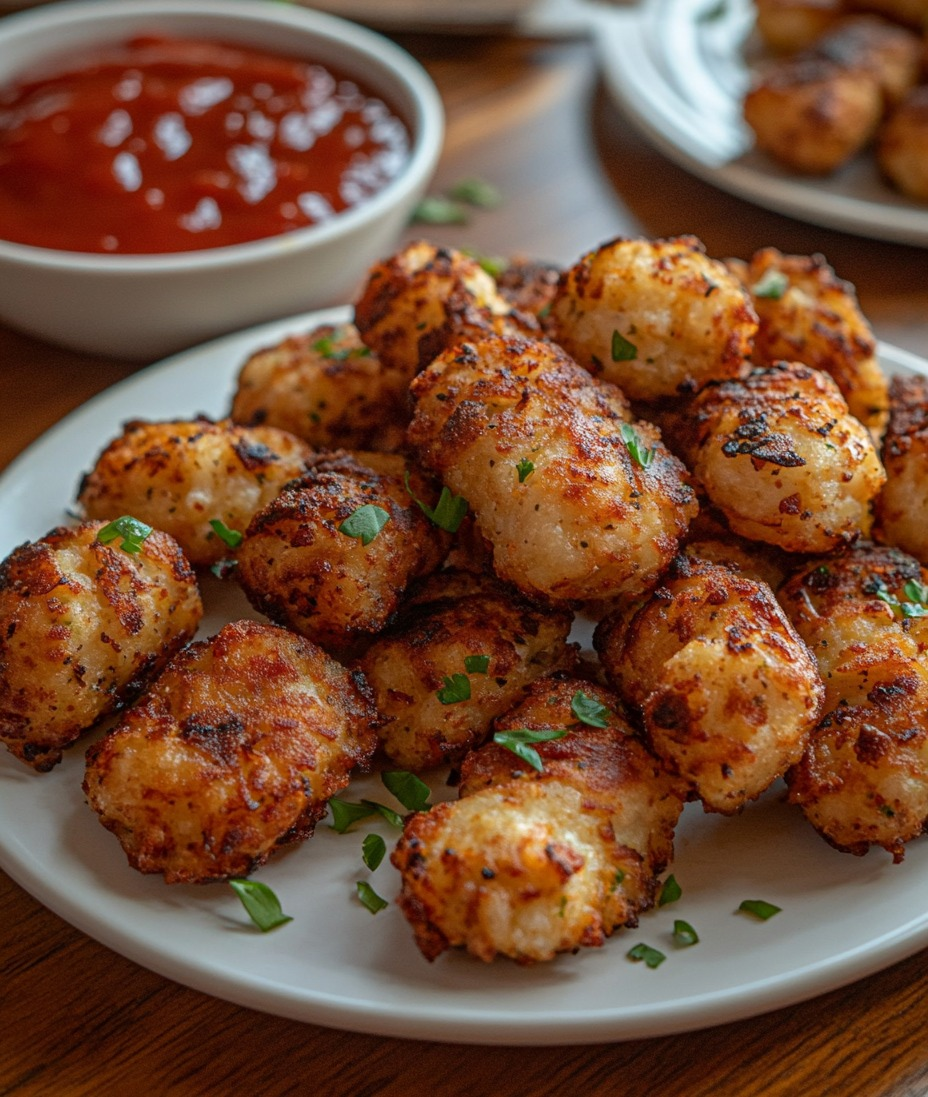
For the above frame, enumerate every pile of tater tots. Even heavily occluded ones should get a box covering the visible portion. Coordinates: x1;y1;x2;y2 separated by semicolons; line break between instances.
2;233;927;965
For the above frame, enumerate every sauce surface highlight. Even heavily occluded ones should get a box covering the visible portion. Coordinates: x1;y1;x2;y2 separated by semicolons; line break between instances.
0;35;411;254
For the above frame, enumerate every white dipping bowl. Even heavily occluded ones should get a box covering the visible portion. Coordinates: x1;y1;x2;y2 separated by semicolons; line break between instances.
0;0;444;359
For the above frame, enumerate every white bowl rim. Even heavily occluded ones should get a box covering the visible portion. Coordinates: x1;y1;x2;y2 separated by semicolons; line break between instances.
0;0;444;273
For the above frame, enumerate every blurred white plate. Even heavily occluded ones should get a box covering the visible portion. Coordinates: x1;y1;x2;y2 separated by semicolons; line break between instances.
1;309;928;1045
594;0;928;245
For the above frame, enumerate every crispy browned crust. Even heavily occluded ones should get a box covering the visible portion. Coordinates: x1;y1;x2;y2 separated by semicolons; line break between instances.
77;417;313;566
83;619;379;883
0;521;202;771
235;450;450;655
392;676;685;963
357;568;576;771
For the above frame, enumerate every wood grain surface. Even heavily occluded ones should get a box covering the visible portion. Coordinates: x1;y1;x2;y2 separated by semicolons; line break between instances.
2;28;927;1097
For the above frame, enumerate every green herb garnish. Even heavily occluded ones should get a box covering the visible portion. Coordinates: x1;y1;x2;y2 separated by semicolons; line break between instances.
228;878;293;932
404;471;469;533
673;919;699;947
620;422;656;470
338;503;390;546
516;457;535;483
209;518;243;549
627;942;666;968
411;196;469;225
381;770;431;812
464;654;490;675
356;880;388;914
611;330;638;362
361;833;387;872
738;899;781;920
97;515;153;555
437;673;471;705
448;177;503;208
328;797;403;833
751;269;789;300
570;690;612;728
492;727;569;772
874;578;928;619
658;874;682;907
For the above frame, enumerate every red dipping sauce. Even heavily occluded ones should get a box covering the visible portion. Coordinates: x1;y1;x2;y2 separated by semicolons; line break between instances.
0;35;411;254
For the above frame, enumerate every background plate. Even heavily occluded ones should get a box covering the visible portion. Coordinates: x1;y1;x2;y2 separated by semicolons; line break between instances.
2;310;928;1045
594;0;928;246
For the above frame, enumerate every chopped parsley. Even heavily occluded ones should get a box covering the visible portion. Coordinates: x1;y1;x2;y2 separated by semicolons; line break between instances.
658;875;682;907
404;471;468;533
627;942;666;968
228;878;293;932
209;518;243;549
338;503;390;546
381;769;431;812
492;727;569;772
96;515;153;555
673;919;699;947
620;422;656;469
738;899;782;921
751;269;789;300
356;880;388;914
437;672;471;705
611;330;638;362
361;833;387;872
570;690;612;728
516;457;535;483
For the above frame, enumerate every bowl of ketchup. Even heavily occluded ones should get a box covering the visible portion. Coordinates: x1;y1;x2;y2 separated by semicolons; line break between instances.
0;0;444;358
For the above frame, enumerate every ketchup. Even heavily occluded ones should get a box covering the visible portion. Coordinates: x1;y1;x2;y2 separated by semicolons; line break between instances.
0;36;411;254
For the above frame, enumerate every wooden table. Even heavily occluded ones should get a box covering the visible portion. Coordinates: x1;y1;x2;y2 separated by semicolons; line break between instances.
3;29;928;1097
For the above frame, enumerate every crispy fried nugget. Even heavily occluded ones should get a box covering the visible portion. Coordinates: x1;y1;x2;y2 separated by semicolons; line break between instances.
878;85;928;202
407;333;697;603
681;362;885;554
353;241;539;380
77;417;312;566
0;521;202;771
549;235;757;401
357;569;576;771
83;619;379;883
229;323;410;453
875;374;928;564
392;678;685;963
235;451;450;654
596;556;824;813
732;247;889;435
780;544;928;860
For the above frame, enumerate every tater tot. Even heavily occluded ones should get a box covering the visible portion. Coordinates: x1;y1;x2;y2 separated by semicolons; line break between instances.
357;568;576;771
877;85;928;202
549;235;757;401
778;542;928;712
407;334;698;604
752;0;845;53
682;362;885;554
743;53;883;173
780;545;928;860
235;451;450;654
875;374;928;564
83;619;379;883
77;417;313;567
229;323;410;453
392;677;685;963
595;556;824;813
0;521;202;771
732;247;889;435
353;241;538;380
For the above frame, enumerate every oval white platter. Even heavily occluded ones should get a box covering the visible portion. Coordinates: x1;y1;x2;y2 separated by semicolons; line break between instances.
593;0;928;246
1;309;928;1045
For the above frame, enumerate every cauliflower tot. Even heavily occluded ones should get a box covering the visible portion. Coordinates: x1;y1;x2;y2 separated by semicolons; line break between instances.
549;235;757;401
392;678;685;963
353;241;538;380
357;568;576;771
683;362;885;553
0;521;202;771
83;620;379;883
875;374;928;564
229;323;410;453
733;247;888;436
595;556;825;813
77;417;313;567
407;334;697;603
235;451;450;654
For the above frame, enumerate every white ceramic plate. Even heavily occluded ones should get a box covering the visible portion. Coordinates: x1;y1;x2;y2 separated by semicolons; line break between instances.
593;0;928;246
2;309;928;1046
